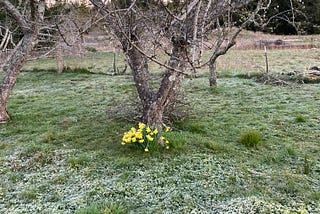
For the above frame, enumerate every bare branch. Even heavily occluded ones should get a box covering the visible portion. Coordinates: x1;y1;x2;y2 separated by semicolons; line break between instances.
191;0;202;65
0;0;30;33
113;11;192;76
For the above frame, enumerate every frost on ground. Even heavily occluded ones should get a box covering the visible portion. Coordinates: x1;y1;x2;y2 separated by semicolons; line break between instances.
1;151;319;213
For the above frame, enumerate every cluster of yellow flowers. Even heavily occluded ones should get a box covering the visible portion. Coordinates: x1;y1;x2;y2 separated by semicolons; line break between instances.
121;122;170;152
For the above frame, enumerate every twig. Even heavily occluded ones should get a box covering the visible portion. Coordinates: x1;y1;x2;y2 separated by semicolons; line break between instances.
55;24;72;46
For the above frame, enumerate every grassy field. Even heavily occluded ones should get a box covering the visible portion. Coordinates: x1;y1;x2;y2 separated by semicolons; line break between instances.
0;49;319;213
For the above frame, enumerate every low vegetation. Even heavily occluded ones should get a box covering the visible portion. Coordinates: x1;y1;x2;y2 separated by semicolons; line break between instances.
0;49;319;213
239;130;262;148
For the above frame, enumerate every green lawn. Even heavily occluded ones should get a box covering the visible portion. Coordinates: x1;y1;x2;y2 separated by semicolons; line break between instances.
0;51;319;213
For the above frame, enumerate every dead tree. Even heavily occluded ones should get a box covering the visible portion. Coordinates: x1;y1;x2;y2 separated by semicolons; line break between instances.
0;0;45;123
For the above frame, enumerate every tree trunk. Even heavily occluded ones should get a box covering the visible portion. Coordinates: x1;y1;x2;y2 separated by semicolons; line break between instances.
0;0;43;123
56;41;63;73
209;58;217;87
123;36;187;127
89;0;188;128
142;37;188;126
0;96;9;123
121;34;152;114
143;102;164;127
0;33;37;123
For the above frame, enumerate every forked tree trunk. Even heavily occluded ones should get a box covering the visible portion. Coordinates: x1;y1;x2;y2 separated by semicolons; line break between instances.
89;0;188;128
0;33;38;122
123;35;187;127
143;102;164;127
142;38;188;126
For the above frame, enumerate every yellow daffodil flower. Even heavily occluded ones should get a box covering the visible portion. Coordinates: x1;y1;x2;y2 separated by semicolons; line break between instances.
146;134;153;141
124;137;131;143
165;127;170;132
139;139;144;143
138;122;145;129
166;146;169;149
135;131;143;139
144;147;149;152
146;127;151;133
165;140;169;144
153;128;158;134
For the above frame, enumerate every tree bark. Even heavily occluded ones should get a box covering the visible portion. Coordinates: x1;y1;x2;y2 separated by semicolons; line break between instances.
0;96;9;123
142;37;188;126
56;41;64;73
0;0;41;123
121;33;187;127
120;34;152;114
0;33;38;122
209;58;217;87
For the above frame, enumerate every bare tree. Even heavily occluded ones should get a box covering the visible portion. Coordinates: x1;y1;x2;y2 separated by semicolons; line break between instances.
89;0;270;134
188;0;271;86
0;0;44;123
89;0;194;130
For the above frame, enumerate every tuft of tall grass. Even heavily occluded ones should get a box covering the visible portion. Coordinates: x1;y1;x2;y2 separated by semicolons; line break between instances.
239;130;262;148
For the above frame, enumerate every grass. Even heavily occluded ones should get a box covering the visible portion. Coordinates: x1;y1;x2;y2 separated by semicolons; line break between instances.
0;49;319;213
239;129;262;148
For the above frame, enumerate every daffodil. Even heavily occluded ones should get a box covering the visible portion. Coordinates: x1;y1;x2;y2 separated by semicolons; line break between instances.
138;122;145;129
135;131;143;139
121;122;170;152
126;131;133;138
146;127;151;133
146;134;153;141
124;136;131;143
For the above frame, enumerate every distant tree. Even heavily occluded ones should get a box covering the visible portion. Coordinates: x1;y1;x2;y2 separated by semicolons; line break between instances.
0;0;45;123
300;0;320;34
255;0;320;35
267;0;300;34
203;0;268;86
